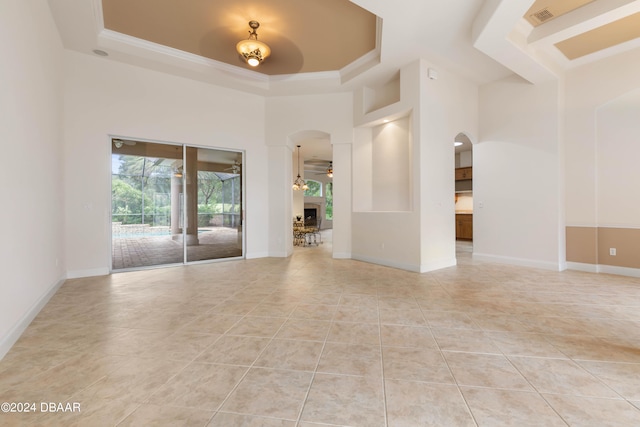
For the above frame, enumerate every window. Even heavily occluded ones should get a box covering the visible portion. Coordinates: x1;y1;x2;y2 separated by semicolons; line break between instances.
325;182;333;220
304;179;322;197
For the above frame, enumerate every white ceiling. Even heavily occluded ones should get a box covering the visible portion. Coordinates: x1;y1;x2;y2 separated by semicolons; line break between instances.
48;0;640;160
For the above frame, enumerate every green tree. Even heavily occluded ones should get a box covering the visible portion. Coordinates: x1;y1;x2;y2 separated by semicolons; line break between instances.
325;182;333;220
198;171;222;205
304;180;322;197
112;179;144;224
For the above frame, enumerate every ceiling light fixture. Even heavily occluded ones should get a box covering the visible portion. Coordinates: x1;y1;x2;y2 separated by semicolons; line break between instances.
454;141;463;147
236;21;271;67
292;145;308;191
326;162;333;178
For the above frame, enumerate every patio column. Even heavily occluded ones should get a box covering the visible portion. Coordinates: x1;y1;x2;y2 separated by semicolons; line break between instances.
170;166;182;239
184;146;199;246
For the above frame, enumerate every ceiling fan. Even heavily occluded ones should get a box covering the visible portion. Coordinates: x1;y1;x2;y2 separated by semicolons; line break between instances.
306;160;333;177
224;160;241;174
112;138;136;148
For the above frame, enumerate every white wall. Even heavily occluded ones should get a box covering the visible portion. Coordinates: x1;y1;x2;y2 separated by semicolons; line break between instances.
372;117;411;211
63;51;268;277
352;62;421;270
0;0;65;358
565;47;640;228
476;75;564;270
351;60;477;272
418;60;478;272
597;89;640;227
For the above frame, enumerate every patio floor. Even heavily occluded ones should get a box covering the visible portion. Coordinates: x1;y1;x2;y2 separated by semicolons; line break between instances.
112;227;243;270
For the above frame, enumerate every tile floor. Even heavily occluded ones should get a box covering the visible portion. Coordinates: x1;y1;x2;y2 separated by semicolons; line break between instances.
2;234;640;426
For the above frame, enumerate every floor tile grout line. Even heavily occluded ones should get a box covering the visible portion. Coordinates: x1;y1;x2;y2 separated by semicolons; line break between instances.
428;317;480;426
377;290;389;427
208;291;315;422
294;289;341;426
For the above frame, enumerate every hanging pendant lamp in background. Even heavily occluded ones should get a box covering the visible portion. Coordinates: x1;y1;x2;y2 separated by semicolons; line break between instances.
326;162;333;178
292;145;308;191
236;21;271;67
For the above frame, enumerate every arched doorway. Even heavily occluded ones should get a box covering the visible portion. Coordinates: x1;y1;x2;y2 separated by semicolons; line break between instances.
454;132;474;257
288;131;333;248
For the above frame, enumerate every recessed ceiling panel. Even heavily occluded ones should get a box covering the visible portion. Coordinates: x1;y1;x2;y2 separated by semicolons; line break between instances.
102;0;377;75
554;12;640;60
524;0;596;26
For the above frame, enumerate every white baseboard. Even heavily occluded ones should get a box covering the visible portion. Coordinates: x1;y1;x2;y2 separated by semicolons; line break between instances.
332;252;351;259
266;251;289;258
351;254;421;272
420;257;457;273
566;262;599;273
246;251;270;259
472;253;563;271
566;262;640;278
597;264;640;278
66;267;109;279
0;275;66;360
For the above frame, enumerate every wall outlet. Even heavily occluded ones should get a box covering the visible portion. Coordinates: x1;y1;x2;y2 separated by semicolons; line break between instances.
610;248;616;256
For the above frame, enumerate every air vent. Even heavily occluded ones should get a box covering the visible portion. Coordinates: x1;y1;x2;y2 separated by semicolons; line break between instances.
531;8;554;24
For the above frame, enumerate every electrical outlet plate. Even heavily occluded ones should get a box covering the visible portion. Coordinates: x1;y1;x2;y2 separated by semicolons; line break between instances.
610;248;616;256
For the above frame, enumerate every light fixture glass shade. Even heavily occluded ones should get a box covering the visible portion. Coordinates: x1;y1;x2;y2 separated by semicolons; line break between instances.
236;21;270;67
454;141;463;146
293;175;307;191
292;145;307;191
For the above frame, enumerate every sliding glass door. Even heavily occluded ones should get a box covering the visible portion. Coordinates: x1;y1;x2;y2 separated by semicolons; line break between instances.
111;139;243;270
185;146;243;262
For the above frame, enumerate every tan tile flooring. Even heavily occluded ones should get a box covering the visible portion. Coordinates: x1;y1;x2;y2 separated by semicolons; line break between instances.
2;234;640;426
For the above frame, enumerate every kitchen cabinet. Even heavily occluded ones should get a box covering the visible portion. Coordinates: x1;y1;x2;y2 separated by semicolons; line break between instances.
455;167;472;181
456;214;473;240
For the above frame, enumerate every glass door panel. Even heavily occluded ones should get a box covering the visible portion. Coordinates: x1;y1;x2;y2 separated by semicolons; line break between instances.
186;147;243;262
111;140;184;270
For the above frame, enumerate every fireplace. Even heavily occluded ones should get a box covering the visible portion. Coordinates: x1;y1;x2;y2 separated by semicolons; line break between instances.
304;204;320;227
304;208;316;221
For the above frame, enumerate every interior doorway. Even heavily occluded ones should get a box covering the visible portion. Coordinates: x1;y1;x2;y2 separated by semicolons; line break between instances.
291;136;333;249
454;132;473;253
110;138;243;270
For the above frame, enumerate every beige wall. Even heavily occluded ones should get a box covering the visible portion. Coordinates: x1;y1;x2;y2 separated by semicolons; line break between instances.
566;226;597;264
567;226;640;269
598;228;640;269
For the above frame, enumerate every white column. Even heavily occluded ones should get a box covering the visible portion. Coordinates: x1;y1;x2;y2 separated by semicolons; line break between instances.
332;141;352;258
267;145;294;257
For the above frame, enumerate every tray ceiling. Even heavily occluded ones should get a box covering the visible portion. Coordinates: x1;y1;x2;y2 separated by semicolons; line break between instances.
102;0;377;76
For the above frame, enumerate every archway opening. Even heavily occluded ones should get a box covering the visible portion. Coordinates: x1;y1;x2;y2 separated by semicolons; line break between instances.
454;132;474;257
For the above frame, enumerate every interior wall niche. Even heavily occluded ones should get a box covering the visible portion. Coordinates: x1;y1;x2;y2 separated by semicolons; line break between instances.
363;73;401;113
372;116;411;211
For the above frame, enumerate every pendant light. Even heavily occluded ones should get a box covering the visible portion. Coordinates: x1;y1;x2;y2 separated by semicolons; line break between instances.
292;145;308;191
326;162;333;178
236;21;271;67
